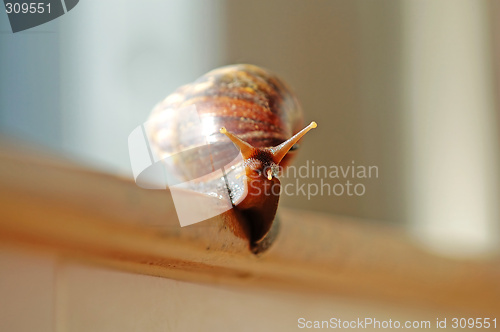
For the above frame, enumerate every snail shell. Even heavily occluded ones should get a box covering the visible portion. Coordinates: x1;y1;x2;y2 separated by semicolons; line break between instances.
148;64;316;245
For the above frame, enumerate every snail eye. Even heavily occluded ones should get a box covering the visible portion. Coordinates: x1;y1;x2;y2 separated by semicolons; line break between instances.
289;144;300;151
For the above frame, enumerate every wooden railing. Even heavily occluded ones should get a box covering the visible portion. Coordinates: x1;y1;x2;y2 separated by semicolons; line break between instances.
0;140;498;316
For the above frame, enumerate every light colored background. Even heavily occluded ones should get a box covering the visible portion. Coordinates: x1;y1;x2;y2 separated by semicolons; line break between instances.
1;0;499;257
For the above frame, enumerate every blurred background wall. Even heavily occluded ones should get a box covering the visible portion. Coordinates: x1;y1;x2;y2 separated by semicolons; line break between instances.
1;0;499;257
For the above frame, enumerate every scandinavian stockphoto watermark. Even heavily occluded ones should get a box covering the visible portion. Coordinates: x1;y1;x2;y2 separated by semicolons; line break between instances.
128;104;378;227
248;160;378;201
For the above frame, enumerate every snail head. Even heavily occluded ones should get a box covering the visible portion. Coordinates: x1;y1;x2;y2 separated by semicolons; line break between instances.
220;121;317;180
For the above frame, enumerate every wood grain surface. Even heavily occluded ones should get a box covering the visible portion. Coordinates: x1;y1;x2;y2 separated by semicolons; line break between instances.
0;140;498;316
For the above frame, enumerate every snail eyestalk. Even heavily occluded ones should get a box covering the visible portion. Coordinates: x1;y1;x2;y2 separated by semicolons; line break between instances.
270;121;317;164
220;127;255;160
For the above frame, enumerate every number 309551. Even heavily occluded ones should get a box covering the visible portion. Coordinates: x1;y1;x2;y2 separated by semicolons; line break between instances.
5;3;51;14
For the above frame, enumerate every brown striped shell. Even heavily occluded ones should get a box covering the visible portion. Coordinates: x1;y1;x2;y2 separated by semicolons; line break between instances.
153;66;302;151
147;64;304;202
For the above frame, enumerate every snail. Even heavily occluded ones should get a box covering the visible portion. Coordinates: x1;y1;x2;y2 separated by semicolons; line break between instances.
147;64;316;248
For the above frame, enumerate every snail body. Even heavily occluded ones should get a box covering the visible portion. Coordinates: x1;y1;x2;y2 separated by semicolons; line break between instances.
148;64;316;244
